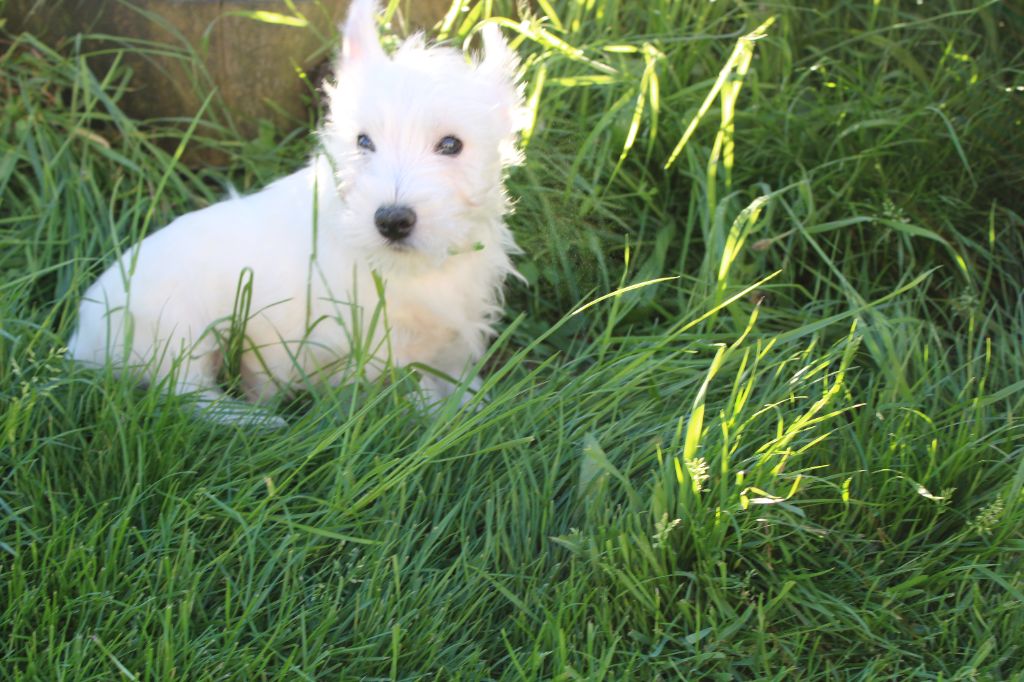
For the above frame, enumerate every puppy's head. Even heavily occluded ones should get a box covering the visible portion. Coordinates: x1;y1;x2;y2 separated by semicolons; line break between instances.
321;0;523;270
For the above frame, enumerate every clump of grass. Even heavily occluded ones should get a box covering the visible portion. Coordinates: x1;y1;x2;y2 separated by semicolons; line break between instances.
2;1;1023;679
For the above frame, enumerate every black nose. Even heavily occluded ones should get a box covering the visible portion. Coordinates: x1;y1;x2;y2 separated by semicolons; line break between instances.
374;204;417;241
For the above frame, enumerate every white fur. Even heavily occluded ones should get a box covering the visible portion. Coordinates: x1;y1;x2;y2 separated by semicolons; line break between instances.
68;0;523;424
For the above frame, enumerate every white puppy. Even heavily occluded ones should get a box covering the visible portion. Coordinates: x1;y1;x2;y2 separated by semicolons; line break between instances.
68;0;523;424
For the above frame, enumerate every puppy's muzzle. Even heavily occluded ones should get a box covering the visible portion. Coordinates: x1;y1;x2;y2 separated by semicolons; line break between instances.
375;204;417;242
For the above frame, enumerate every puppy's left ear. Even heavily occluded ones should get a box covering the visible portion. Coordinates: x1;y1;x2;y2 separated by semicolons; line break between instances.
478;24;519;85
341;0;386;65
477;24;525;132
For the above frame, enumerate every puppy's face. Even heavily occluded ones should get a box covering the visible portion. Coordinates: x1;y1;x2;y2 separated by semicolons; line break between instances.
321;5;522;271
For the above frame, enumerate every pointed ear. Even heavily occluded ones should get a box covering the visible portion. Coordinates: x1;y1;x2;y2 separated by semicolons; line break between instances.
478;24;519;83
341;0;385;64
477;24;526;137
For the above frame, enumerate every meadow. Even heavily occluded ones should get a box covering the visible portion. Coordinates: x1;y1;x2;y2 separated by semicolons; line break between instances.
2;0;1023;679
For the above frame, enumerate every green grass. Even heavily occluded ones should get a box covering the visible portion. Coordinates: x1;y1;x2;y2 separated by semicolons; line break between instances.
3;0;1024;679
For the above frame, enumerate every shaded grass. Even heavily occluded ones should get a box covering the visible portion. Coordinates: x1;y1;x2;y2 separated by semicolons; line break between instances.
2;0;1023;679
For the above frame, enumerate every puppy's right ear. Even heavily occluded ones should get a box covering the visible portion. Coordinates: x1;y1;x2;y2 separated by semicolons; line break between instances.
341;0;385;64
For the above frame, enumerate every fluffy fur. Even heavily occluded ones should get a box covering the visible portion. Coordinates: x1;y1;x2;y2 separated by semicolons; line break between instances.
68;0;524;424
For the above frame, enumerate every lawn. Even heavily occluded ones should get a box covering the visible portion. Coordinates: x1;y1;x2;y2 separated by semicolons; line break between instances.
2;0;1023;679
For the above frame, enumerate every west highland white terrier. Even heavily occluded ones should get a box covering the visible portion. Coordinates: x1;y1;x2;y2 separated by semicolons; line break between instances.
68;0;524;425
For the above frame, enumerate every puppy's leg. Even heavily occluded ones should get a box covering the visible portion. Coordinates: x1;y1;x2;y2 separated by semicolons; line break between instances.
173;346;287;429
236;338;300;404
416;337;485;409
238;364;279;404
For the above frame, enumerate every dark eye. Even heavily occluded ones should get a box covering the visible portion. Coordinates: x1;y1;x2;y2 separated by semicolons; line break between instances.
357;133;375;152
435;135;463;156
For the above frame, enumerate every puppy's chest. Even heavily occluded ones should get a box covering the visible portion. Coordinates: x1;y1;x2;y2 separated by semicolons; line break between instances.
386;294;466;355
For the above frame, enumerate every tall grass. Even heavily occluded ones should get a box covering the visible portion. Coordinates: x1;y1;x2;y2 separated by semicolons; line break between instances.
2;0;1022;679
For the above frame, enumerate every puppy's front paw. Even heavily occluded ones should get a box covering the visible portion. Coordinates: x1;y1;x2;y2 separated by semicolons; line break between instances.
416;372;485;413
195;395;289;430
